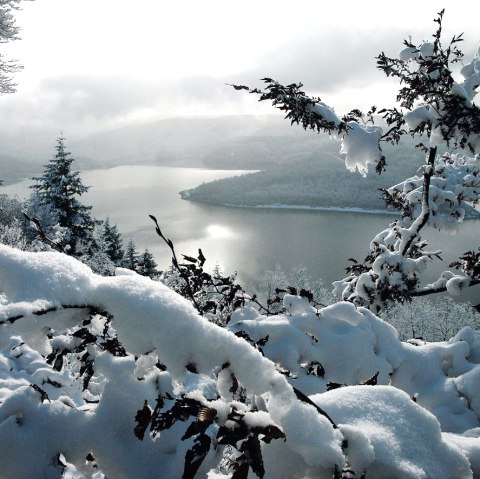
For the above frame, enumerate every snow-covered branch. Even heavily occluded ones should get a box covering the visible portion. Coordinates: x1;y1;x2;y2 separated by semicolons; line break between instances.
236;12;480;311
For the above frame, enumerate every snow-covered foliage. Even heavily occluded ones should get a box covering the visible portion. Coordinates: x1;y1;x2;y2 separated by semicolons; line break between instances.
238;11;480;312
0;0;25;95
385;152;480;230
250;263;336;314
382;295;480;341
332;149;480;311
234;80;385;177
0;194;28;248
28;136;96;256
1;245;480;478
0;246;341;478
161;243;244;327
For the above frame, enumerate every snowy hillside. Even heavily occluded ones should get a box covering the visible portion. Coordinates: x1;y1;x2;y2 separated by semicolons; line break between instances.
181;142;480;216
180;148;422;211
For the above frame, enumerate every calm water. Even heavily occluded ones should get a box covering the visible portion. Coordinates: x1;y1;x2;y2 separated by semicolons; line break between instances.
3;165;479;302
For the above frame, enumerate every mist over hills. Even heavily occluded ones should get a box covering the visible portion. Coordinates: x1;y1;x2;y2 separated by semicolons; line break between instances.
1;115;334;183
3;114;477;217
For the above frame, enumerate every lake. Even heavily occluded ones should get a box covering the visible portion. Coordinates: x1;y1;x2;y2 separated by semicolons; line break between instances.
2;165;479;302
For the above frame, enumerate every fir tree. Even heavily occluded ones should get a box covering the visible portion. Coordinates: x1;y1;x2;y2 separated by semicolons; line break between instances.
28;136;96;255
122;239;139;272
101;217;124;266
138;248;160;279
0;0;24;95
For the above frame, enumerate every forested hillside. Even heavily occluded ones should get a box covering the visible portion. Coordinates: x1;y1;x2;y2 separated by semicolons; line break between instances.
182;139;480;215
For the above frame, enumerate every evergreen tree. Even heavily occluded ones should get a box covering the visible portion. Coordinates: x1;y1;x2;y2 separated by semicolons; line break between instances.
122;239;139;272
28;136;96;255
138;248;160;279
0;0;24;95
80;226;116;276
101;217;124;266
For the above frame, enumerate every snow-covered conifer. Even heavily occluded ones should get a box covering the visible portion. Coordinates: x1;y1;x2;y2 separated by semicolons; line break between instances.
100;217;124;266
122;238;140;272
28;136;96;256
138;248;160;279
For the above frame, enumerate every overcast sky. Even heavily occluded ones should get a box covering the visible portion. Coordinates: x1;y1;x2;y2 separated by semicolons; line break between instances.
1;0;480;139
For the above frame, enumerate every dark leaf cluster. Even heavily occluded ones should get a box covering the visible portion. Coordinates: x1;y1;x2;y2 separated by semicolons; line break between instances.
450;248;480;280
135;392;286;479
44;307;124;393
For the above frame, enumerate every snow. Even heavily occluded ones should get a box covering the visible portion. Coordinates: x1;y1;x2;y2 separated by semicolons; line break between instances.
340;121;383;176
399;46;420;62
313;386;473;478
404;105;433;130
419;42;435;58
0;245;346;478
1;246;480;476
451;82;472;107
312;102;341;127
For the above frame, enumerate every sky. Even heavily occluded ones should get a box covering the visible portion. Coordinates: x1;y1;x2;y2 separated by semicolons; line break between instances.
1;0;480;140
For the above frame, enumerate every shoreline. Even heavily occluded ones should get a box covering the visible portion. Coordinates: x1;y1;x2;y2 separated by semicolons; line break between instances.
180;194;397;216
235;203;397;215
181;195;480;219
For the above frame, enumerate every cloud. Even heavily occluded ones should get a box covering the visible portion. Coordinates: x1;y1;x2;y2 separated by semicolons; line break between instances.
37;75;163;122
235;27;411;94
0;73;256;147
1;19;478;144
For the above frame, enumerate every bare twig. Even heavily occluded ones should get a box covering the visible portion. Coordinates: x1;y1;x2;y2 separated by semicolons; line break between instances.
149;215;203;314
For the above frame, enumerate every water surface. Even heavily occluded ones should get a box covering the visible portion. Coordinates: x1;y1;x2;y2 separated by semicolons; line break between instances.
3;165;479;303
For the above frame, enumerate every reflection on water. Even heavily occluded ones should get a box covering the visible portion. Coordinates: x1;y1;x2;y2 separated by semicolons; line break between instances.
2;165;479;303
205;224;235;239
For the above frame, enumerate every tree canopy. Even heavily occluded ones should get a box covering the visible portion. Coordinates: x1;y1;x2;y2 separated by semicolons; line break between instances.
0;0;29;95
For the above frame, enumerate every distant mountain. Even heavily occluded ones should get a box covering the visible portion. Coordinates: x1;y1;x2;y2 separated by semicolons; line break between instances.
70;116;262;167
0;115;341;183
70;115;341;170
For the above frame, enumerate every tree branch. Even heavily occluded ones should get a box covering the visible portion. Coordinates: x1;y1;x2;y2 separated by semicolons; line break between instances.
23;212;66;254
149;215;204;315
0;304;102;325
400;146;437;256
411;278;480;297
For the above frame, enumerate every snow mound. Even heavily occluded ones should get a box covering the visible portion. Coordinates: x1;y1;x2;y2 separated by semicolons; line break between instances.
313;385;473;478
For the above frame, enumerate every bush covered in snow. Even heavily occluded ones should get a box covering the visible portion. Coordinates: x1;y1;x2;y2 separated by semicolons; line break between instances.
382;295;480;341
